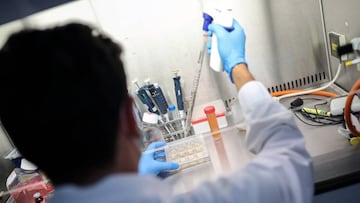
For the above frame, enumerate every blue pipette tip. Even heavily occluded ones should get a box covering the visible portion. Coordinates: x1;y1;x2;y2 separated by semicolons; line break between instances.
169;105;176;111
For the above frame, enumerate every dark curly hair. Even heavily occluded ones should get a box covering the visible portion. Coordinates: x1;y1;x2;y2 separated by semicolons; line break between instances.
0;23;128;185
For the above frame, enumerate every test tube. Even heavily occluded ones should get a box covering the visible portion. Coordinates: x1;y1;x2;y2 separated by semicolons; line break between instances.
204;105;230;171
204;106;221;139
168;105;183;139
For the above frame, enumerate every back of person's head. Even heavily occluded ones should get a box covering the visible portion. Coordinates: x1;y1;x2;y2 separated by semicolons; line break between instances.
0;23;128;185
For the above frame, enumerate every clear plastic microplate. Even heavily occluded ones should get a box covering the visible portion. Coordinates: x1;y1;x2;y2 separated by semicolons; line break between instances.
164;135;210;170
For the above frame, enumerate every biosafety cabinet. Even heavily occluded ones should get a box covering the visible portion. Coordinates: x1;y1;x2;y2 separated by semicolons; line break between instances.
0;0;360;202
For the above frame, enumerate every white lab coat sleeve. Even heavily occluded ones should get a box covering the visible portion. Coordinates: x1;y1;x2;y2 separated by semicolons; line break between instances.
176;81;313;203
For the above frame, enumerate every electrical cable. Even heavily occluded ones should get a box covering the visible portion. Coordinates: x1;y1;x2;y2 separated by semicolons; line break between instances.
292;110;327;126
275;63;342;101
293;110;343;126
344;79;360;137
271;90;338;98
290;97;344;126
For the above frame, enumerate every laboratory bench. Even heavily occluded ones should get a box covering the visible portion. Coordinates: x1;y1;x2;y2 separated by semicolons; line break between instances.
282;95;360;194
2;86;360;202
163;85;360;196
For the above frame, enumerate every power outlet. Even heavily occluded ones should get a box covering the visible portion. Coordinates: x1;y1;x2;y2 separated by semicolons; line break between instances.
329;32;347;61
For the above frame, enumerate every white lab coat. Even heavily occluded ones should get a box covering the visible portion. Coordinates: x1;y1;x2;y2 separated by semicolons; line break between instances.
48;81;313;203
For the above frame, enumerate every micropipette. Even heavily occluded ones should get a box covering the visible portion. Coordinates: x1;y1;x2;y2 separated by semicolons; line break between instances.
203;3;233;72
147;83;170;121
133;80;159;114
143;81;178;139
172;70;186;128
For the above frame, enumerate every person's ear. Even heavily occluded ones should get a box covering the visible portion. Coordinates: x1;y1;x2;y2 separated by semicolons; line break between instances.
119;97;140;139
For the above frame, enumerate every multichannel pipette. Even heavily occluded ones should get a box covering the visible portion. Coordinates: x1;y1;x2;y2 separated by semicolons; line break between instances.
147;83;170;121
133;80;159;114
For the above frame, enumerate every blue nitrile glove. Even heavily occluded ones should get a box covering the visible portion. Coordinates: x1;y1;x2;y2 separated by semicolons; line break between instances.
138;141;179;176
208;19;247;82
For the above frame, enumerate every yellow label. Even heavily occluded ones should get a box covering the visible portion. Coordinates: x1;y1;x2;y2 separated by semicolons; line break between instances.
331;43;338;51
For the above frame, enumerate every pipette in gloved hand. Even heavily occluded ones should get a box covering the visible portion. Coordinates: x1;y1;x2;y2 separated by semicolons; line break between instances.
203;3;233;72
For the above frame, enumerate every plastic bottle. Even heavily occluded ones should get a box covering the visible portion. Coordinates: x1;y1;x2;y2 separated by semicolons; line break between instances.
141;112;164;150
5;150;53;203
6;168;51;203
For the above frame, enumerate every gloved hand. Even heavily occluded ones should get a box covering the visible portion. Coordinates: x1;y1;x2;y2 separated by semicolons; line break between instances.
138;141;179;176
208;19;247;82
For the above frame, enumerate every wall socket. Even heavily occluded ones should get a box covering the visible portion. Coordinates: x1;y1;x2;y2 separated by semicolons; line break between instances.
329;32;347;61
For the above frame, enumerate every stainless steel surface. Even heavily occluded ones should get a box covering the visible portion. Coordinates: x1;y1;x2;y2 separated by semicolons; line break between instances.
322;0;360;92
88;0;331;114
278;85;348;157
233;0;329;92
165;86;360;194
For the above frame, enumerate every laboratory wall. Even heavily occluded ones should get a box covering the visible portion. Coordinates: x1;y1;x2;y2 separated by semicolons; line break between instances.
322;0;360;91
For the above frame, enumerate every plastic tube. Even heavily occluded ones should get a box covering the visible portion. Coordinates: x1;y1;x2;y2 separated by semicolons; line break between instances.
204;106;221;139
275;63;342;101
345;58;360;67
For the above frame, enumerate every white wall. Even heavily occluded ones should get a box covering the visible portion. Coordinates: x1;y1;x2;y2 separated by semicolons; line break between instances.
89;0;211;107
4;0;223;113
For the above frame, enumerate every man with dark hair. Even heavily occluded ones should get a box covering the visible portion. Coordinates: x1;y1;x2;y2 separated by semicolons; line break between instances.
0;23;178;186
0;20;312;203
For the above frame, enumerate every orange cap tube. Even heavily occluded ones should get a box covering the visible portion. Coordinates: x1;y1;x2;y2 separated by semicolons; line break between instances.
204;106;221;139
